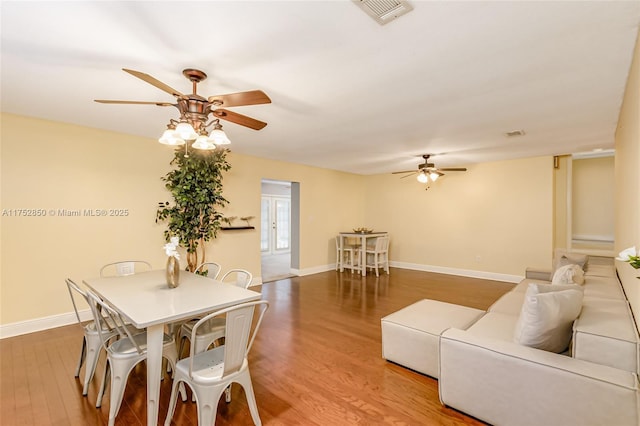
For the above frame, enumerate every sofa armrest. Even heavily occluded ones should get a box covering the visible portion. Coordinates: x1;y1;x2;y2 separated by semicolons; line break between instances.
439;328;639;426
525;267;552;281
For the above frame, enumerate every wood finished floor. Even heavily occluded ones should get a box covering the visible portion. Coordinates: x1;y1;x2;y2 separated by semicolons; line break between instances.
0;268;514;425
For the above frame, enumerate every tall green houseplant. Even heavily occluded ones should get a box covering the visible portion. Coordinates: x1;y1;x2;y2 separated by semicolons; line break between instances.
156;148;231;272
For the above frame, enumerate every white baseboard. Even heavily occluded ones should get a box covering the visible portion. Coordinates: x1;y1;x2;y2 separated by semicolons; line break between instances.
293;264;335;276
1;262;521;339
0;309;92;339
389;261;523;283
292;262;522;283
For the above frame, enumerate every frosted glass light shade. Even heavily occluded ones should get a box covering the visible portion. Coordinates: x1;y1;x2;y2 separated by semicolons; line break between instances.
192;134;216;150
175;122;198;140
429;172;440;181
159;129;185;146
210;128;231;145
417;172;428;183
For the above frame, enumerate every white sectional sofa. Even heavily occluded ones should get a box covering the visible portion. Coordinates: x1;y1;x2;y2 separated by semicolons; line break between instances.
381;255;640;426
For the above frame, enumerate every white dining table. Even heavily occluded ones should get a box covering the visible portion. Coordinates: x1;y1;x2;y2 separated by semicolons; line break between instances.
338;231;388;276
83;269;261;426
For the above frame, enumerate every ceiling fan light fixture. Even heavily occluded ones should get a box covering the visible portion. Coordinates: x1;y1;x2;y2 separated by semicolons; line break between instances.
96;68;271;150
210;122;231;145
416;171;428;183
158;128;185;146
429;172;440;181
192;134;216;150
175;121;198;140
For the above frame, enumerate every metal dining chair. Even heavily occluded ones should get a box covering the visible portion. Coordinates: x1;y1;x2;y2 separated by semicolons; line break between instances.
177;269;254;359
99;260;151;277
194;262;222;279
65;278;118;396
165;300;269;426
168;261;224;340
85;290;180;426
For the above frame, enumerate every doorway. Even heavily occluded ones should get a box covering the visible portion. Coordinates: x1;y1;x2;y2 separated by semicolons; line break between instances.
261;179;298;282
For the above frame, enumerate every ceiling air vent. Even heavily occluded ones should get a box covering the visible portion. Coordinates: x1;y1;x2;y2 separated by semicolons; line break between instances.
505;129;526;137
353;0;413;25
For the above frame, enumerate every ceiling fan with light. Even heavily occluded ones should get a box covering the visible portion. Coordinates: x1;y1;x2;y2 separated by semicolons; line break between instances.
392;154;467;185
95;68;271;150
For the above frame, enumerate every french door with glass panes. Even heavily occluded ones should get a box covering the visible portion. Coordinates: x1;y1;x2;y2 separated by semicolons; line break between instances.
261;196;291;254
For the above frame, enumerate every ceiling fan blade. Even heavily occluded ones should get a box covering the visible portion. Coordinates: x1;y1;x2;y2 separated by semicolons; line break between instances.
439;167;467;172
122;68;184;98
399;172;418;179
208;90;271;107
391;170;416;175
94;99;174;106
213;109;267;130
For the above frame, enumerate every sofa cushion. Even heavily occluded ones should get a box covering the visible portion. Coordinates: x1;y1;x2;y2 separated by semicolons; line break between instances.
573;297;640;373
466;312;520;342
584;263;616;278
488;291;527;315
582;275;626;300
513;283;583;353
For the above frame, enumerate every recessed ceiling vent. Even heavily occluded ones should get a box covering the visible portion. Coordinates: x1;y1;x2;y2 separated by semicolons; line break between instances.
505;129;526;137
353;0;413;25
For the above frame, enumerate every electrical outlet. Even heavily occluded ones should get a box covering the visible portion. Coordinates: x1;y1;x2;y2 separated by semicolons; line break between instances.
475;255;482;263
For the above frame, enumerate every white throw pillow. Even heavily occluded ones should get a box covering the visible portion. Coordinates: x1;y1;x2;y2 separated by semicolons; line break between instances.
513;283;583;353
551;264;585;285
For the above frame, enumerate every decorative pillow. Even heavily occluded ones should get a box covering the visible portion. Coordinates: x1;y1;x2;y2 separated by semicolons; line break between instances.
551;264;585;285
513;283;583;353
572;266;585;285
552;250;588;274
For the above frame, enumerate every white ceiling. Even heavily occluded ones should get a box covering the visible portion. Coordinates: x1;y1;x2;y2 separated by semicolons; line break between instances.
1;1;639;175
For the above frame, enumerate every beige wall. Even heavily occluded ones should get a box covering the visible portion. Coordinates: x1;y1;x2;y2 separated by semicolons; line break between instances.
364;156;554;277
614;33;640;324
1;114;172;323
0;113;365;325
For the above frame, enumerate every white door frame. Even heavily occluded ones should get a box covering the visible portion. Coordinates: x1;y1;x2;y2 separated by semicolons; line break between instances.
261;195;291;255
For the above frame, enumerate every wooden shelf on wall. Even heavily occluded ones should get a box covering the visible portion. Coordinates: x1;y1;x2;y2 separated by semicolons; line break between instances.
220;226;255;230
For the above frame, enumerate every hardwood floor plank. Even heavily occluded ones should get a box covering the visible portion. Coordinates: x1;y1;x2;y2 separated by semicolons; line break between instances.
1;268;512;425
0;340;16;424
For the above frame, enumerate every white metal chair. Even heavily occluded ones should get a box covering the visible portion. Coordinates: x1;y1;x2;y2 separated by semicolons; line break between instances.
168;261;223;346
195;261;222;279
86;291;180;426
165;300;269;426
178;269;253;358
365;235;390;277
66;278;118;396
219;268;253;288
99;260;151;277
